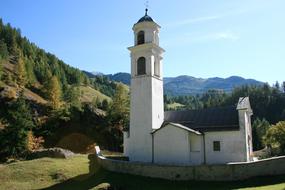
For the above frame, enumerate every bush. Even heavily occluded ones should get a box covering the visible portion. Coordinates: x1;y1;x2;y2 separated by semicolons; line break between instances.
264;121;285;155
27;131;44;151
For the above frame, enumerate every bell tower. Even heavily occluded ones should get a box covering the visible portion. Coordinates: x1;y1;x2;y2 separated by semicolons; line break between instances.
124;9;165;162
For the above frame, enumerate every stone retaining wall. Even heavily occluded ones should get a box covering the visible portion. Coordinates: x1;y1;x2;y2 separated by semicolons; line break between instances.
95;146;285;181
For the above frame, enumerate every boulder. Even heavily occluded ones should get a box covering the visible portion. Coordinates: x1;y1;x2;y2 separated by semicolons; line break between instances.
91;183;111;190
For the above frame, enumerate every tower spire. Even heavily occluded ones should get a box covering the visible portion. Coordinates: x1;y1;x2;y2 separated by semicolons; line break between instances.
144;0;149;15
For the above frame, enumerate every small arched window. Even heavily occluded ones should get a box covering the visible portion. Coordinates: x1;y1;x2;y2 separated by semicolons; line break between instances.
137;57;146;75
137;31;145;45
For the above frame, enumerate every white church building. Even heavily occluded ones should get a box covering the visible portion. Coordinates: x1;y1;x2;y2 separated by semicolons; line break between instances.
123;9;253;165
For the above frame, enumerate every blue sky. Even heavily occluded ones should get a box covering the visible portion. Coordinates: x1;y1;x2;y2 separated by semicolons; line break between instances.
0;0;284;84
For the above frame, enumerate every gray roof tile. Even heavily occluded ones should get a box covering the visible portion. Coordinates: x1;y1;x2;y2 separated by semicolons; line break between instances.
164;106;239;132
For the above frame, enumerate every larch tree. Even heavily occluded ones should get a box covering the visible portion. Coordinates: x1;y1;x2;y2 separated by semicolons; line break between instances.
47;76;62;110
105;83;129;151
16;52;27;87
0;57;3;80
109;83;130;128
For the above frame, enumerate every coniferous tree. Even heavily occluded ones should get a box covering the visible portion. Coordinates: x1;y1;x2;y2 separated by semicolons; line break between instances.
0;93;35;158
47;76;62;109
252;118;270;150
0;57;3;81
274;81;280;90
0;39;9;59
102;99;109;110
104;84;129;151
16;52;27;87
24;58;36;86
64;85;81;108
109;83;129;128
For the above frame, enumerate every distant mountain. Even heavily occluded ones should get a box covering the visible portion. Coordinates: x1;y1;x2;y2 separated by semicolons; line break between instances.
92;71;104;76
82;71;105;78
82;71;96;78
164;75;263;96
104;72;263;96
106;72;131;85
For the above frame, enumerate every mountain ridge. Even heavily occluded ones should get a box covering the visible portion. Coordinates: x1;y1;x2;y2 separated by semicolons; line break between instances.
103;72;263;96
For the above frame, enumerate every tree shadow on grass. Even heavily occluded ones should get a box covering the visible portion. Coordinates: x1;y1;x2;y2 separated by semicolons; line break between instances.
41;155;285;190
40;154;109;190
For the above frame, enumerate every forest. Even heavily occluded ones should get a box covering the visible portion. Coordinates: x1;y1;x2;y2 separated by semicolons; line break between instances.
0;18;284;161
0;18;128;161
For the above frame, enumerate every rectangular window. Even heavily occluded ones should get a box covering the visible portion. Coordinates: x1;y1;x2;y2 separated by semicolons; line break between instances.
213;141;221;151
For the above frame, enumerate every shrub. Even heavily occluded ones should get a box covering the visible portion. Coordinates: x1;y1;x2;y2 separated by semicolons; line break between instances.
264;121;285;155
27;131;44;151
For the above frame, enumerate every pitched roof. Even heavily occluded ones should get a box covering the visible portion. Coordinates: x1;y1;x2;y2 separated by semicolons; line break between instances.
164;106;239;132
152;122;202;135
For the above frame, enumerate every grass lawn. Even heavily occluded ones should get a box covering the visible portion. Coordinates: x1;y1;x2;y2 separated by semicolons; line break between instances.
0;154;285;190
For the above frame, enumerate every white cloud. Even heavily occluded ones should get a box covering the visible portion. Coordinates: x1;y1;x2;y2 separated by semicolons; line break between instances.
164;8;248;28
206;31;240;41
165;15;221;28
163;31;239;47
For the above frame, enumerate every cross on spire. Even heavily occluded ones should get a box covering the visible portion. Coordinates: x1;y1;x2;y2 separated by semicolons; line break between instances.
144;0;149;15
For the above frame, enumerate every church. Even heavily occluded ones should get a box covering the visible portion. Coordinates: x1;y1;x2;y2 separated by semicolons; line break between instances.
123;9;253;165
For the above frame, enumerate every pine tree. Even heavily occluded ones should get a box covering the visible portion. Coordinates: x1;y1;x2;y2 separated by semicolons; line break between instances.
0;57;3;81
16;52;27;87
252;118;270;150
102;99;109;110
274;81;280;90
47;76;62;109
64;85;81;108
24;58;36;85
0;39;9;59
109;83;130;128
0;93;35;157
4;72;14;86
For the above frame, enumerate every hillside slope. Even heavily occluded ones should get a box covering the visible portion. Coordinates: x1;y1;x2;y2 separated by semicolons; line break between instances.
79;86;111;103
0;18;120;155
0;18;115;105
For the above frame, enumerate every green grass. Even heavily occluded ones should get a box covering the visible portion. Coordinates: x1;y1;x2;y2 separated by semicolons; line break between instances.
0;154;285;190
167;102;185;110
79;86;112;103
